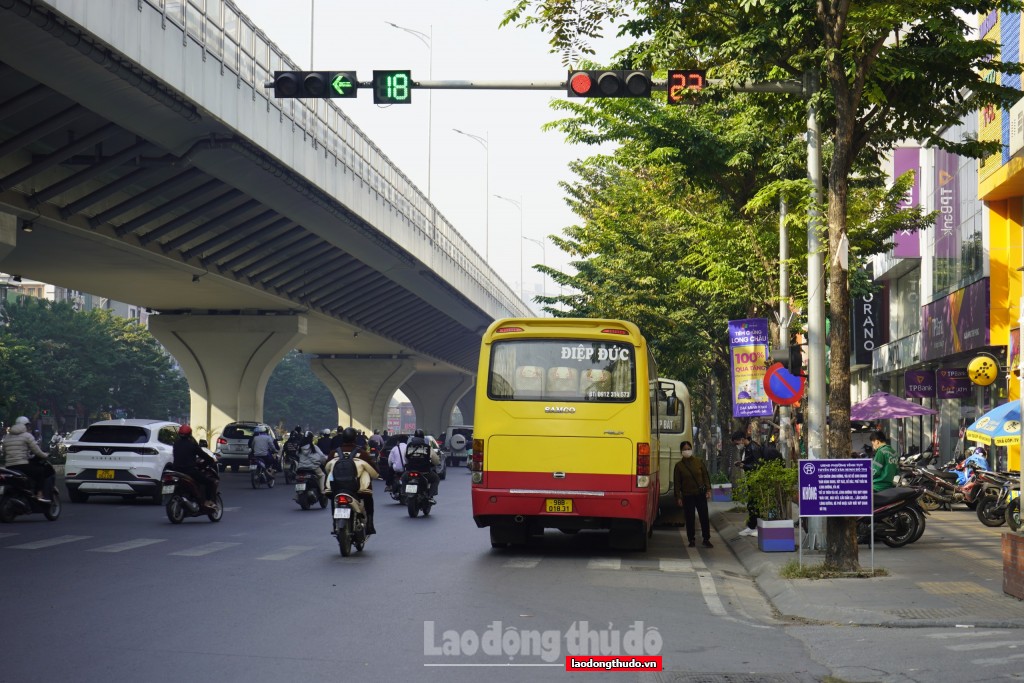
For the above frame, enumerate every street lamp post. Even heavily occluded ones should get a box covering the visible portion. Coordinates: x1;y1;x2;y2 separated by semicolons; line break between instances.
385;21;433;199
522;236;547;299
453;128;489;263
494;194;524;300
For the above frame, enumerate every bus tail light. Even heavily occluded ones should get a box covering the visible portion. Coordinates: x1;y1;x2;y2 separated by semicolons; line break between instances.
471;439;484;483
637;442;651;487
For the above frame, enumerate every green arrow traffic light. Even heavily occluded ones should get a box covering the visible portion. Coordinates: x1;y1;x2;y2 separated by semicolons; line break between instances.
330;71;358;98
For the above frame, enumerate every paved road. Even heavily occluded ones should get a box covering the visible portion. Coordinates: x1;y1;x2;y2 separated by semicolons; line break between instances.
4;469;1021;682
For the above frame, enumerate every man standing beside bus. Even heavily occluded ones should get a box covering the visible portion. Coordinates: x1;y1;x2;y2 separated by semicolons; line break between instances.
674;441;713;548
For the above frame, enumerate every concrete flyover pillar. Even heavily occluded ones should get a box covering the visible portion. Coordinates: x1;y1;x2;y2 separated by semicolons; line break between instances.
0;213;17;264
310;355;415;433
401;371;475;436
455;390;476;425
149;313;306;438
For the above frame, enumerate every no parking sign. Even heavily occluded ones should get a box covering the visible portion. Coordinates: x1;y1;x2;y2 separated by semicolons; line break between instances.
762;362;805;406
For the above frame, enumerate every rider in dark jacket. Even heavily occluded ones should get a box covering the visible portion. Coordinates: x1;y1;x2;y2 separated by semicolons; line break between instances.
172;425;217;508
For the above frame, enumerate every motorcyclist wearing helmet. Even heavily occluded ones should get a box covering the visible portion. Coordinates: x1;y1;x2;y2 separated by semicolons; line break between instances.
249;424;279;473
172;424;217;509
405;429;440;503
2;416;51;502
296;431;327;493
316;428;334;458
324;427;378;534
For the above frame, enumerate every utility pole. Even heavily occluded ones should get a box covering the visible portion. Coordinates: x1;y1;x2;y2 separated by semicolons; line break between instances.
804;71;827;551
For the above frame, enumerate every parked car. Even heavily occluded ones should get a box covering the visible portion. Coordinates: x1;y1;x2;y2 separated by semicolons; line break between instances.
440;425;473;467
381;433;447;480
215;422;279;472
64;419;180;504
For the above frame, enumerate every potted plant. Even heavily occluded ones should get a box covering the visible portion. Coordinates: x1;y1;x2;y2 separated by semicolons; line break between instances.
710;471;733;502
735;460;799;552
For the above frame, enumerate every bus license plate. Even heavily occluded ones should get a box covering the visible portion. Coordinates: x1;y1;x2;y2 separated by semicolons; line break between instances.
545;498;572;513
97;470;115;479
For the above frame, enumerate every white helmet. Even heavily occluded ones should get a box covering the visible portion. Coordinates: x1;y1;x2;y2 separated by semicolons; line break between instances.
321;429;331;437
14;416;30;425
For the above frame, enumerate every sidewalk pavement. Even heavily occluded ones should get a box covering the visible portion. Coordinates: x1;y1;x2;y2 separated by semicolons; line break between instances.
707;501;1024;628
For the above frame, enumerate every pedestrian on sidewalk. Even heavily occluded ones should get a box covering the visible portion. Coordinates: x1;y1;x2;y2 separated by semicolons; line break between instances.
733;429;766;536
674;441;713;548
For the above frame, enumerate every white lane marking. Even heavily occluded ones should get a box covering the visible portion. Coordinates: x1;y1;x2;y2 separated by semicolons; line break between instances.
257;545;315;561
950;641;1022;652
659;558;694;573
223;507;241;512
7;535;92;550
679;530;727;616
89;538;167;553
169;541;240;557
504;557;541;568
587;558;622;570
927;630;1008;639
0;533;19;540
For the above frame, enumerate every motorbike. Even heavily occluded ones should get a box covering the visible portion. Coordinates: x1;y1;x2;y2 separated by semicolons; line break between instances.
976;475;1021;527
294;469;328;510
331;491;368;556
856;486;927;548
901;460;985;512
0;463;60;523
162;462;223;524
282;451;299;484
250;455;276;489
401;470;434;518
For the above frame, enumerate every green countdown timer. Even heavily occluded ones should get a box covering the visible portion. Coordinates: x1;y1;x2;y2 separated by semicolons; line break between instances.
373;70;412;104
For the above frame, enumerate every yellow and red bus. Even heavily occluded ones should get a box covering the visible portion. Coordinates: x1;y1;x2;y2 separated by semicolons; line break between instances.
471;318;661;551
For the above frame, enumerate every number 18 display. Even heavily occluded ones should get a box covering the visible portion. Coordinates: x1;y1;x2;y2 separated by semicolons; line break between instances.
373;70;412;104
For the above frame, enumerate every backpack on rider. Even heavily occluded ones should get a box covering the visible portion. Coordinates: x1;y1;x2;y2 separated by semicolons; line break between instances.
330;450;360;494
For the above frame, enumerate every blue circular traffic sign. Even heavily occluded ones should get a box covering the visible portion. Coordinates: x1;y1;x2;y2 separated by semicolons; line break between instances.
763;362;805;406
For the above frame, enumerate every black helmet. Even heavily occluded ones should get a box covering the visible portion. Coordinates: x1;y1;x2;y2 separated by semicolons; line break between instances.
341;427;357;443
414;429;425;438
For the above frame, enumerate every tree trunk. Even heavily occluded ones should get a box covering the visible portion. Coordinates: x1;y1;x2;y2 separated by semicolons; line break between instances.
822;76;860;571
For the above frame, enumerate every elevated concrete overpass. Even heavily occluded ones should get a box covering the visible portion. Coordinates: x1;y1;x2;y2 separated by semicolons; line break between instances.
0;0;532;434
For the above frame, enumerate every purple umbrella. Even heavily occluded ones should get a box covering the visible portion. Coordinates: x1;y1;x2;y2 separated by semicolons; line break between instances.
850;391;937;421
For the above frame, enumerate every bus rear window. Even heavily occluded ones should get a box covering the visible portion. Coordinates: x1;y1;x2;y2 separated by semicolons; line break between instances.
488;339;636;401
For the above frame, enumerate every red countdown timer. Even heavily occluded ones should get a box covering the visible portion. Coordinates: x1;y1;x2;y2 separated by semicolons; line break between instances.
666;69;706;105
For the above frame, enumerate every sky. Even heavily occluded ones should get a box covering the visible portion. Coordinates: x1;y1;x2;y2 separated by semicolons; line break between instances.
234;0;628;304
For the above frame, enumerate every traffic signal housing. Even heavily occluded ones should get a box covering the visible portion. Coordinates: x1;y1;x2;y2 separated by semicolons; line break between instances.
272;71;358;98
770;344;805;377
567;70;652;98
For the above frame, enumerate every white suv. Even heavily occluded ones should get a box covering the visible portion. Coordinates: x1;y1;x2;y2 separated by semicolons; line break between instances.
64;419;179;504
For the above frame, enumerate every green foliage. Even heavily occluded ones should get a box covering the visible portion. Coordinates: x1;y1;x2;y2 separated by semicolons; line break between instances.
0;299;187;424
710;470;731;485
734;460;798;520
263;351;338;431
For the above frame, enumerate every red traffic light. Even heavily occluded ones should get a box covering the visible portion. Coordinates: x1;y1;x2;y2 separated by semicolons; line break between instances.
567;70;652;98
569;72;593;96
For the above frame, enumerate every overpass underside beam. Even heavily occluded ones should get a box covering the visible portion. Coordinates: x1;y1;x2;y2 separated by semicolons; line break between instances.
402;372;476;437
149;313;307;438
310;356;415;433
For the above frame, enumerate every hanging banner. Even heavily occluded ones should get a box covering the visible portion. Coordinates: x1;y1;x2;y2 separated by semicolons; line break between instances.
892;147;921;258
937;369;972;399
905;370;936;398
728;318;772;418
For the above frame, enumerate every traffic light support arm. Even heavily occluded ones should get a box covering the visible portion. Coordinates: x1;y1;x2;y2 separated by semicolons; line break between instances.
265;78;805;94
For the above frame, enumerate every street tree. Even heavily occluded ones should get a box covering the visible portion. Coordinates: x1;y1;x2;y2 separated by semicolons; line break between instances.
503;0;1005;569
